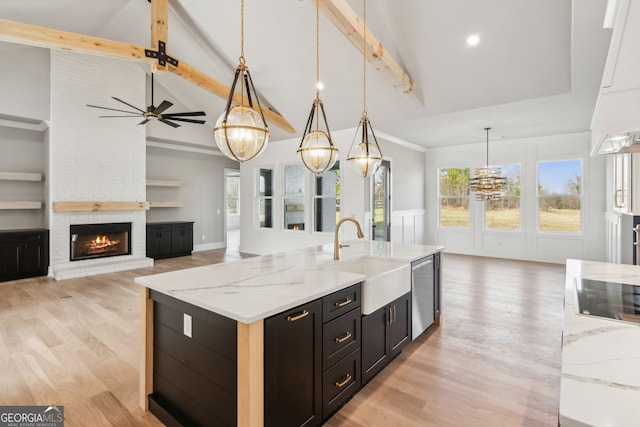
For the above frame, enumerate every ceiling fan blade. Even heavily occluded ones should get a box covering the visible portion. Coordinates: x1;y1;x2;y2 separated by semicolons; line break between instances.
98;115;143;118
159;118;180;128
87;104;141;115
154;100;173;115
112;97;146;113
138;119;150;125
165;117;206;124
163;111;206;117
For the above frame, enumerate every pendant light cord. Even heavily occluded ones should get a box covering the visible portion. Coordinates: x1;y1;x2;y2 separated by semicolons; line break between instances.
316;0;320;101
362;0;367;116
485;127;490;168
240;0;245;65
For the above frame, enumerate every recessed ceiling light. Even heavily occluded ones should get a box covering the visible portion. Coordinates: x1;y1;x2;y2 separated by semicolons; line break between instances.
466;34;480;47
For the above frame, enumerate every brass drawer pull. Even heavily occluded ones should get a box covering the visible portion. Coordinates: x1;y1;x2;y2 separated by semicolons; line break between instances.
335;331;352;343
335;373;352;388
335;298;352;308
287;310;309;322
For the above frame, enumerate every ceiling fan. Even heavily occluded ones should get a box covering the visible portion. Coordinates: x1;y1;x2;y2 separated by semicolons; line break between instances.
87;73;206;128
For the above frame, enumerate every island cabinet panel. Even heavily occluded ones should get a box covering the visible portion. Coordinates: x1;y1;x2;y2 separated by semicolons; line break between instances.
361;292;412;385
149;290;237;427
264;299;323;427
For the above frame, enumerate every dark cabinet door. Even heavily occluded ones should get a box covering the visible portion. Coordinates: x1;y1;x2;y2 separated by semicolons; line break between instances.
434;252;441;319
0;239;20;276
265;299;322;427
146;225;172;258
361;292;412;385
388;293;411;359
361;304;389;385
171;223;193;255
19;234;46;275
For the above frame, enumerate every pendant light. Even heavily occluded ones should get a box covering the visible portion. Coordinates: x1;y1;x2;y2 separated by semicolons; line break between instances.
297;0;339;174
214;0;269;162
469;127;507;201
346;0;383;178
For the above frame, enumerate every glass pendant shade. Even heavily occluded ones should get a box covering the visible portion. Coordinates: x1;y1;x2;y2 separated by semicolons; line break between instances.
215;103;269;162
469;127;507;200
213;0;269;163
347;115;382;178
298;99;338;173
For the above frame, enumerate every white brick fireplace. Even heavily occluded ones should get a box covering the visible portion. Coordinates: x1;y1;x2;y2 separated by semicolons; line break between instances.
48;51;153;280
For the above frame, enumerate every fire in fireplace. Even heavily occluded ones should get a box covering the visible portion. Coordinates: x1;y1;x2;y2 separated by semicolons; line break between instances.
70;223;131;261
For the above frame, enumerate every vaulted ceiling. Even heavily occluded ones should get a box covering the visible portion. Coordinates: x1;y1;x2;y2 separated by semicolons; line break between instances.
0;0;612;147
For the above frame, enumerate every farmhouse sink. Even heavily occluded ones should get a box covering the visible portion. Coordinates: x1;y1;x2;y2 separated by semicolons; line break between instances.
333;256;411;314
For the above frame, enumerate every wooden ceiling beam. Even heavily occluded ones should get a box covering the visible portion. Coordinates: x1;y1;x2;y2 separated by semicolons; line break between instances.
150;0;169;73
316;0;422;105
0;18;296;133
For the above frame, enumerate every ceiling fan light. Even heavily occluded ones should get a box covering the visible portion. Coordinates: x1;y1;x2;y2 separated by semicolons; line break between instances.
214;105;269;162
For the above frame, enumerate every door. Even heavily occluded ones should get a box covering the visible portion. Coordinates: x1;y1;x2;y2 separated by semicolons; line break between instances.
388;293;412;359
372;160;391;241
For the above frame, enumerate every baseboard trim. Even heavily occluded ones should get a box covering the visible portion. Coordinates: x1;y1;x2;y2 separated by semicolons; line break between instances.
193;241;226;252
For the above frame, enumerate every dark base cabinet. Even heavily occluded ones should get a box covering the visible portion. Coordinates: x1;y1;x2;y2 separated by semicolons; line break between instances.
147;222;193;259
0;229;49;282
149;290;237;427
361;292;411;385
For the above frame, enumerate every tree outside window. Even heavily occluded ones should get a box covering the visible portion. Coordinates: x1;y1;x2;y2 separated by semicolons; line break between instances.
226;175;240;215
537;160;582;233
439;167;470;227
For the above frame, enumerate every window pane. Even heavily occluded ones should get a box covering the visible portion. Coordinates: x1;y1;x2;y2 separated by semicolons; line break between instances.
485;164;520;230
485;197;520;229
439;197;469;227
439;168;470;227
284;198;305;230
537;160;582;232
285;164;306;196
314;197;339;232
260;198;273;228
259;168;273;197
314;162;340;232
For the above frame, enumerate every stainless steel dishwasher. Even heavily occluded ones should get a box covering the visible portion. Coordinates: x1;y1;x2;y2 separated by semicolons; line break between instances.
411;255;435;339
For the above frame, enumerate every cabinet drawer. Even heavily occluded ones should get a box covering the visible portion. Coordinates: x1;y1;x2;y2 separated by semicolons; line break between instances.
322;348;360;419
172;223;193;232
147;224;172;233
323;284;361;323
323;308;360;369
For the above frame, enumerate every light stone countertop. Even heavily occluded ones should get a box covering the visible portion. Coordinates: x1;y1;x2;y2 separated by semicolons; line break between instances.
560;259;640;427
135;240;443;324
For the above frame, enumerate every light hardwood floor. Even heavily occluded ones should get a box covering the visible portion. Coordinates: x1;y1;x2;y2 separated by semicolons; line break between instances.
0;251;565;426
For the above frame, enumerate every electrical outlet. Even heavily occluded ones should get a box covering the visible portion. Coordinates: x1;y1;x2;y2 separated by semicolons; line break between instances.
183;313;192;338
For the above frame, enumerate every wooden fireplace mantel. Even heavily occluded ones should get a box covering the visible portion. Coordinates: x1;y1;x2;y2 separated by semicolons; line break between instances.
53;201;150;212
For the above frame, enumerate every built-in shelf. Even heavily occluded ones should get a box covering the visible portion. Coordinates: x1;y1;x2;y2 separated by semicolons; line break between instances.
148;201;186;208
0;171;43;182
53;201;150;212
146;179;184;187
0;201;42;210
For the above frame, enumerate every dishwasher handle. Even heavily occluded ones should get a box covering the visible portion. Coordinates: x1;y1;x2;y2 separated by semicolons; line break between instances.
412;258;433;271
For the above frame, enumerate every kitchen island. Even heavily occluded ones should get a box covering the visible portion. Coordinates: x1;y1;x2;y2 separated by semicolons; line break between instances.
135;240;442;427
561;259;640;426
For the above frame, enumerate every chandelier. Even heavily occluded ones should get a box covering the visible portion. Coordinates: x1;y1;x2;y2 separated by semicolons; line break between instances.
297;0;339;174
213;0;269;162
469;127;507;201
346;0;382;178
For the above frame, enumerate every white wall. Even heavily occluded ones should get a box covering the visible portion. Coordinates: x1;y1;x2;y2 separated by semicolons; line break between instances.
0;46;49;121
48;51;152;279
426;131;606;263
239;129;427;255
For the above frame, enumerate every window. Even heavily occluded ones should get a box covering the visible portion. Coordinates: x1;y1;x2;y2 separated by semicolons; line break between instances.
537;160;582;233
485;164;521;230
226;174;240;215
314;161;340;232
258;168;273;228
439;167;470;227
284;164;306;231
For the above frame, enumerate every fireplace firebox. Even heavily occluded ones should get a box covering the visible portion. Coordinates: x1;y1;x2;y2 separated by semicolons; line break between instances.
70;223;131;261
